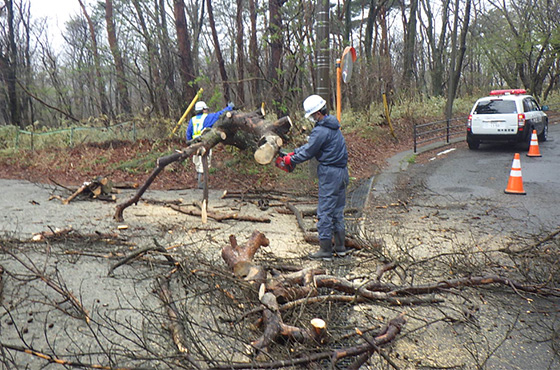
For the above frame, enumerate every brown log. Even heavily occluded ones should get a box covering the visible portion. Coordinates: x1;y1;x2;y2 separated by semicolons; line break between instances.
0;264;4;304
221;231;270;269
108;243;177;276
112;181;139;189
114;142;208;222
251;293;283;352
60;176;114;204
265;268;325;303
169;205;270;223
303;232;365;250
31;227;74;242
157;277;189;353
232;261;267;284
62;183;89;205
209;313;406;370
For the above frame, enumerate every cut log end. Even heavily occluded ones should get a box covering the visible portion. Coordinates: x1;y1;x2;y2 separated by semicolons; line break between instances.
254;138;283;165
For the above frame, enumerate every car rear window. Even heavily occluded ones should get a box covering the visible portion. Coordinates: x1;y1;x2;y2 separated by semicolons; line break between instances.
474;100;517;114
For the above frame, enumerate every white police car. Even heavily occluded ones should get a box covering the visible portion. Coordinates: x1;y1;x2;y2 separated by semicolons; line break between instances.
466;89;548;150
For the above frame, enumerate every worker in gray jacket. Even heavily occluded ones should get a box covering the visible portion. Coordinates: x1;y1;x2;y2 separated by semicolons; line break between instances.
276;95;350;260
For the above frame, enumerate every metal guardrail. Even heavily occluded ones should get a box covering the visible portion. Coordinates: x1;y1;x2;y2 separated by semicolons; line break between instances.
413;116;466;153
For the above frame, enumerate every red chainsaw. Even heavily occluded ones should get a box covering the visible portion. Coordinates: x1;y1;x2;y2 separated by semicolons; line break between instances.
275;151;295;173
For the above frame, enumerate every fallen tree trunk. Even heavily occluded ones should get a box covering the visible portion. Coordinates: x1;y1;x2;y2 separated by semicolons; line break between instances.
114;110;292;222
169;204;271;223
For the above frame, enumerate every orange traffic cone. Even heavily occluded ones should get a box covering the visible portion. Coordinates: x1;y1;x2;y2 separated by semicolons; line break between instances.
504;153;526;195
526;130;542;157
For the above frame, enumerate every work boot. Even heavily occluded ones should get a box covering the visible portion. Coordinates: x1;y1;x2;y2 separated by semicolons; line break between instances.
333;230;351;257
197;172;204;189
309;239;333;261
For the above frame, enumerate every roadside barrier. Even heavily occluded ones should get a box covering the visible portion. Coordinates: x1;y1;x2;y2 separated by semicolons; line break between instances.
526;130;542;157
504;153;526;195
413;116;465;153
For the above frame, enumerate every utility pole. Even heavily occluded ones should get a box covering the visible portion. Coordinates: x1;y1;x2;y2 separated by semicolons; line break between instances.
316;0;330;101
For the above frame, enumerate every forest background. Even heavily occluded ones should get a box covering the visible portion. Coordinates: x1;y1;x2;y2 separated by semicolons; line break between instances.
1;0;559;134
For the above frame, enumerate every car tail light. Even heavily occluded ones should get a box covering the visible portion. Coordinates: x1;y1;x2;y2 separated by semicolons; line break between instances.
467;114;472;131
517;113;525;129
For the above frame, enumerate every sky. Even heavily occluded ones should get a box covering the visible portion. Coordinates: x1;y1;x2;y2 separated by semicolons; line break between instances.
28;0;90;48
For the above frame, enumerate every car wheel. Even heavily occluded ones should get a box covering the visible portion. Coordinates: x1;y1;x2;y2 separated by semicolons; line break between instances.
538;120;548;142
523;128;532;150
467;138;480;150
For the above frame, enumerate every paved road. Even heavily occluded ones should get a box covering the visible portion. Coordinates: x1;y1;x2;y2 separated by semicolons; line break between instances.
420;123;560;234
371;123;560;236
365;124;560;370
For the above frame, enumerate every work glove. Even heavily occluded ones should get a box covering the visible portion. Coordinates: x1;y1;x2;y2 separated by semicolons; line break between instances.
275;152;295;173
227;102;235;109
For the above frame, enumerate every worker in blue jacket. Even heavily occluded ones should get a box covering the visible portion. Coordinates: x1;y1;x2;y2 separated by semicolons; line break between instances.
277;95;350;260
186;101;233;188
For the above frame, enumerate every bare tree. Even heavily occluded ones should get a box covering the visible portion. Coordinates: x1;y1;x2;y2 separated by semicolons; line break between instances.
105;0;131;115
1;0;21;127
235;0;245;105
445;0;472;120
173;0;199;106
247;0;261;105
402;0;418;89
206;0;231;102
78;0;110;118
419;0;450;96
132;0;170;117
267;0;287;115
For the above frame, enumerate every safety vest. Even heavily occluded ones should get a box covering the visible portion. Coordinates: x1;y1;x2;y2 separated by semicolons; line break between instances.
192;113;208;138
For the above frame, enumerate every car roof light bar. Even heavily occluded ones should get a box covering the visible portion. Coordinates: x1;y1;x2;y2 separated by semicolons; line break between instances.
489;89;527;96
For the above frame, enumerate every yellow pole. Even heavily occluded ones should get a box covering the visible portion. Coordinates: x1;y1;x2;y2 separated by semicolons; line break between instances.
170;88;204;137
336;59;342;122
382;92;396;138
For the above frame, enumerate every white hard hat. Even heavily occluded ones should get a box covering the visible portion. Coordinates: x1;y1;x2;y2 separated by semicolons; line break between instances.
303;95;326;118
195;101;209;112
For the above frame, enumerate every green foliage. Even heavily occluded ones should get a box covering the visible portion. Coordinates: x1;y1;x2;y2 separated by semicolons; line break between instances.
338;94;473;144
543;92;560;108
0;126;17;150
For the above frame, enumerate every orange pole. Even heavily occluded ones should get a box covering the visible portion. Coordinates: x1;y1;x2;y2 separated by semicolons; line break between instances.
336;58;342;122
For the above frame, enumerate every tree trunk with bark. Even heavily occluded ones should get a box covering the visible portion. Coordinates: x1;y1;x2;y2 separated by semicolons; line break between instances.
105;0;131;115
236;0;245;105
78;0;110;118
268;0;286;116
207;0;231;102
402;0;418;89
174;0;198;105
248;0;260;105
4;0;21;127
444;0;471;120
133;0;170;117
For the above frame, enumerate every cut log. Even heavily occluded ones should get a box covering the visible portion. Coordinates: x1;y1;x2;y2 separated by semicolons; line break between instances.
157;277;189;353
62;183;89;205
60;176;115;205
169;204;271;223
32;227;74;241
221;231;270;270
